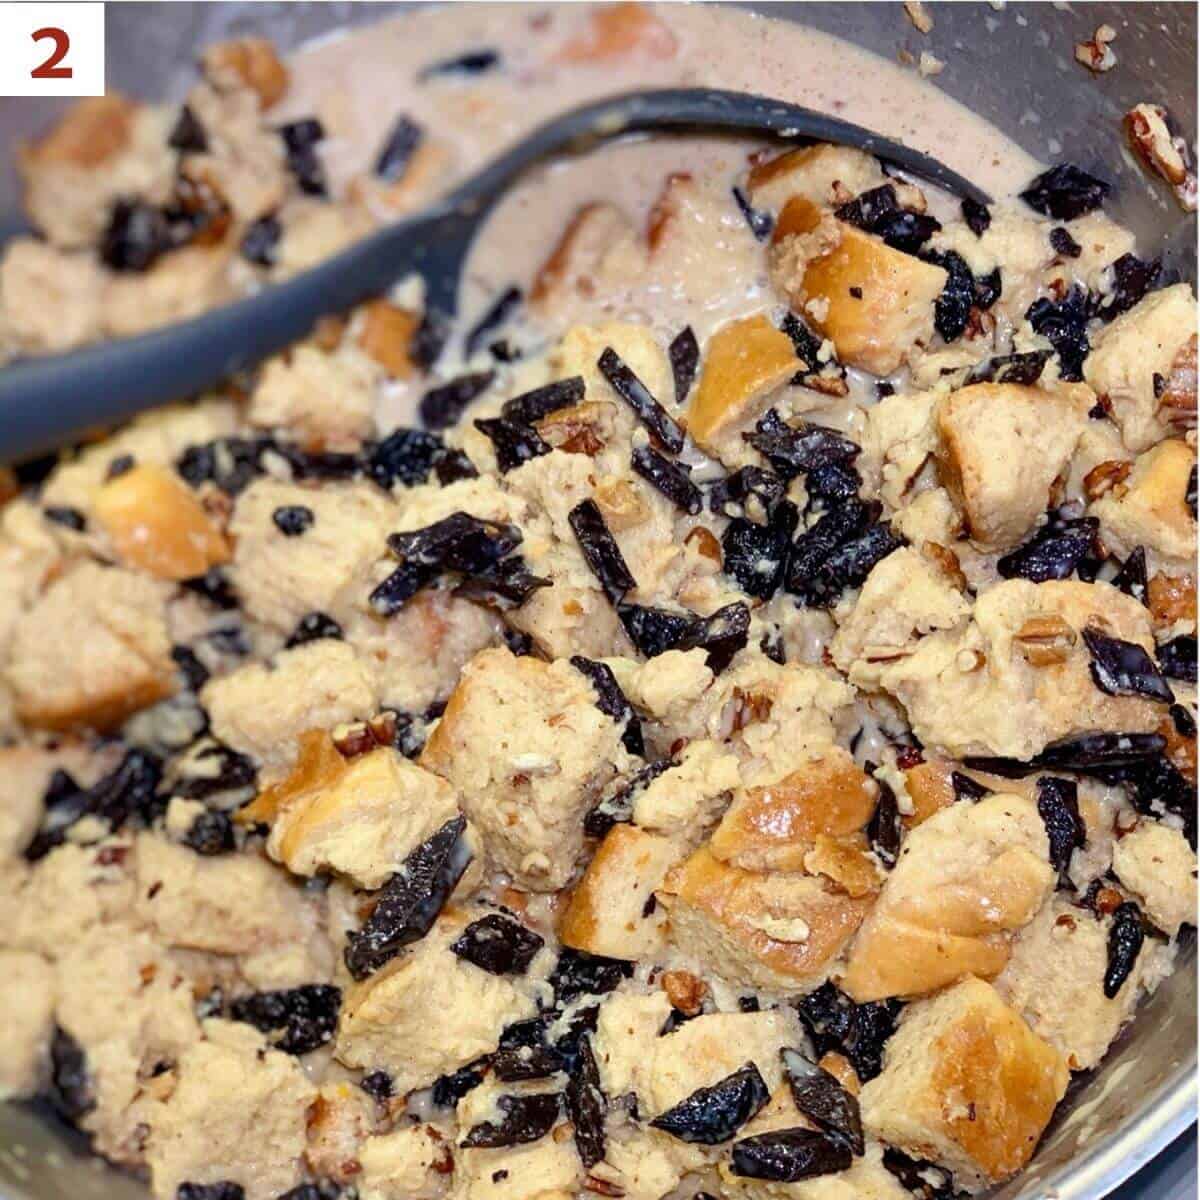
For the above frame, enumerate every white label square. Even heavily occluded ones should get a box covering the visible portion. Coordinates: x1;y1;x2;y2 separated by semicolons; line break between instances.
0;2;105;96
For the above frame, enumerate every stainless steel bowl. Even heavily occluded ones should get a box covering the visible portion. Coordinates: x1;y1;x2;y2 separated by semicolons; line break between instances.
0;4;1194;1198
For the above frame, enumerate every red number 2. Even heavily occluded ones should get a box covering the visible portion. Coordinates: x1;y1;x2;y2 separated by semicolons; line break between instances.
31;27;73;79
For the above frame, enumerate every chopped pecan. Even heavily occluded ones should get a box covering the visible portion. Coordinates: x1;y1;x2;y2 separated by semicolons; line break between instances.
1158;335;1197;428
1075;24;1117;73
536;403;610;456
1015;615;1078;667
1083;459;1132;501
1125;104;1198;211
920;541;968;591
684;526;722;565
661;969;708;1016
1148;572;1197;630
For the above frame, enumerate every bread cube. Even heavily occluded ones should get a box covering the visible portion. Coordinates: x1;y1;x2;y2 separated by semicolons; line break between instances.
452;1134;580;1200
841;793;1054;1002
745;143;888;213
93;463;230;580
1083;282;1197;451
687;314;799;452
592;987;674;1101
935;382;1093;550
358;1124;451;1200
305;1080;378;1184
355;300;419;380
147;1019;315;1200
859;977;1069;1192
558;824;678;959
629;738;741;844
0;239;105;355
771;196;947;375
660;845;872;992
5;562;174;732
0;950;55;1100
1111;821;1197;936
420;648;630;890
334;914;539;1094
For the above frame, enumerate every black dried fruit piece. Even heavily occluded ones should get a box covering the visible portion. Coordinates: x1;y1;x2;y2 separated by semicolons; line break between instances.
793;523;904;609
176;436;269;496
277;1184;339;1200
732;186;774;241
344;815;472;979
420;371;495;431
1111;752;1197;848
1036;777;1085;886
101;199;170;272
569;499;637;603
650;1063;769;1145
973;267;1003;310
419;48;501;79
285;611;344;649
550;949;633;1007
746;410;860;482
584;758;675;838
708;466;785;521
278;118;324;153
571;655;645;758
1082;624;1174;702
793;983;899;1083
1104;901;1146;999
171;645;210;692
42;768;82;812
1049;226;1083;258
597;347;685;454
696;602;752;674
1037;731;1167;773
961;197;991;237
275;444;362;482
229;984;341;1055
631;445;702;515
866;779;902;869
1112;546;1149;606
1170;701;1197;738
432;1061;486;1108
996;515;1099;582
279;120;327;196
177;1184;244;1200
168;104;208;153
731;1127;853;1182
44;505;86;531
436;448;479;484
461;1092;561;1148
565;1035;607;1168
1026;286;1091;381
272;504;314;537
173;742;256;801
240;214;282;266
389;512;523;575
779;310;827;375
968;349;1052;387
492;1043;565;1082
367;428;445;490
375;113;423;180
453;555;550;610
669;326;700;405
1093;254;1163;322
805;462;861;505
501;376;585;426
618;600;750;673
1158;635;1198;683
183;809;236;856
466;286;523;360
882;1149;956;1199
836;185;941;254
920;249;975;342
1188;466;1197;519
361;1071;393;1102
951;771;991;802
781;1048;864;1155
48;1026;94;1123
722;500;799;600
1021;163;1110;220
451;913;544;975
475;417;551;473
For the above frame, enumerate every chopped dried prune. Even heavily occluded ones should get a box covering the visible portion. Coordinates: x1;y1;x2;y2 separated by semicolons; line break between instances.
565;1035;607;1168
1170;701;1197;738
1036;777;1085;886
732;186;774;241
278;120;327;195
1037;731;1167;773
1113;546;1149;606
974;267;1003;310
177;1184;244;1200
631;446;702;515
951;771;991;802
101;199;170;272
375;114;423;180
419;48;501;79
1026;286;1091;381
650;1063;769;1144
746;410;860;481
360;1070;393;1102
997;514;1099;582
285;611;344;649
491;1037;564;1082
389;512;523;575
968;349;1052;387
461;1092;561;1148
597;347;685;454
571;655;645;758
836;185;941;254
722;500;799;600
450;913;544;976
171;646;210;692
172;742;256;801
168;104;208;153
240;214;282;266
1104;901;1146;999
584;758;675;838
618;600;749;672
431;1062;486;1108
1158;635;1198;683
344;815;472;979
436;448;479;484
792;522;904;609
182;809;236;856
1049;226;1083;258
1105;751;1196;848
1188;466;1197;519
1093;254;1162;322
474;417;551;473
550;949;633;1007
48;1026;94;1123
805;462;861;505
272;504;314;537
278;118;324;153
568;499;637;603
731;1127;853;1182
275;443;362;482
882;1149;956;1199
781;1048;863;1155
1083;625;1174;702
500;376;585;426
866;779;902;869
466;286;523;360
177;435;274;495
452;555;550;610
793;983;899;1083
708;466;785;521
229;984;340;1055
780;311;827;375
961;197;991;236
420;371;495;430
44;505;86;531
367;428;446;490
1021;163;1110;220
920;249;975;342
669;326;700;405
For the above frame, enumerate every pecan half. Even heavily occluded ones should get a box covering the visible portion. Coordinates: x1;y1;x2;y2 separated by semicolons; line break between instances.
1075;24;1117;73
1125;104;1198;211
1083;459;1132;501
1015;614;1078;666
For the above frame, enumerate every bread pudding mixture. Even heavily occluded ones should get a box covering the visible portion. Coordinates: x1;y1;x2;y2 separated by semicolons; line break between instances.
0;6;1195;1200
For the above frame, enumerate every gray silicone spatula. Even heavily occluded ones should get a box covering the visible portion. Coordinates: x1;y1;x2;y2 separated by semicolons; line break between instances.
0;87;988;463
